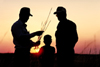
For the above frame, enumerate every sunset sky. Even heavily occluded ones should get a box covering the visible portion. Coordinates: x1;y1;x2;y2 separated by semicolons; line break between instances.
0;0;100;54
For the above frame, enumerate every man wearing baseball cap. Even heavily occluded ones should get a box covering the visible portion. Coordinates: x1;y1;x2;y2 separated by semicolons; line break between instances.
11;7;43;67
54;6;78;67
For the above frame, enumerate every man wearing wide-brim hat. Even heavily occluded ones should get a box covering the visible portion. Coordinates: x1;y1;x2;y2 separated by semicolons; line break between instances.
54;6;78;67
11;7;43;67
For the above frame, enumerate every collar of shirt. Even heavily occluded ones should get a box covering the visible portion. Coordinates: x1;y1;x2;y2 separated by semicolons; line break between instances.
18;20;27;28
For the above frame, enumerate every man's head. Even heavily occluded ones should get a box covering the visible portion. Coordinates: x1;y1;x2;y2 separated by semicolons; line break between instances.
54;6;67;21
19;7;33;23
44;35;52;46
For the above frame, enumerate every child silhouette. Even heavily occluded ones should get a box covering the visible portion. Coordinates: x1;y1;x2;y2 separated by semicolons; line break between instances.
38;35;55;67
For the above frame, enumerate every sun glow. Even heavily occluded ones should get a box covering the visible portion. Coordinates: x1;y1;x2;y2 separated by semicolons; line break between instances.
35;48;40;53
30;47;40;53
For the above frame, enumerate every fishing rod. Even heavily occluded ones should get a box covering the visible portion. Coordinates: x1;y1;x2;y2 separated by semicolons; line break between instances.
38;8;52;41
34;8;52;49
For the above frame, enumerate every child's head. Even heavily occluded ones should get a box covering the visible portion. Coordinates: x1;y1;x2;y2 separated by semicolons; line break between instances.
44;35;52;46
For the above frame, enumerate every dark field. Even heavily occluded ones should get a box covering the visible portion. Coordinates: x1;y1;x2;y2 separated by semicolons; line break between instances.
0;53;100;67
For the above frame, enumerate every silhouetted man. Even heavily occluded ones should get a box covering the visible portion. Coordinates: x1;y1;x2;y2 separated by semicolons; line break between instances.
11;7;43;67
54;6;78;67
38;35;55;67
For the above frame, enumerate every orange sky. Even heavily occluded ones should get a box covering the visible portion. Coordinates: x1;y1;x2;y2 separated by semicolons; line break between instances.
0;0;100;54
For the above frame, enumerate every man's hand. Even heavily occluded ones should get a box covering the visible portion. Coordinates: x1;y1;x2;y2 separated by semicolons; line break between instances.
34;41;40;46
35;31;44;36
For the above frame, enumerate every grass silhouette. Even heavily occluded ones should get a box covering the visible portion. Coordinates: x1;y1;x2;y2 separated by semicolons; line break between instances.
0;53;100;67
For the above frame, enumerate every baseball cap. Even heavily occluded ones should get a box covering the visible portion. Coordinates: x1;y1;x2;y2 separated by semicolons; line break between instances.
54;6;66;14
19;7;33;16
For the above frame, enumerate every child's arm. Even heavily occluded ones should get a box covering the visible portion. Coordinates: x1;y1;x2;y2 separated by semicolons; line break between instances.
38;47;43;60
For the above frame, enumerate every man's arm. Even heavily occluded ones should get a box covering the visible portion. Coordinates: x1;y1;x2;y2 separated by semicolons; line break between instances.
71;23;78;48
12;24;43;40
19;31;43;40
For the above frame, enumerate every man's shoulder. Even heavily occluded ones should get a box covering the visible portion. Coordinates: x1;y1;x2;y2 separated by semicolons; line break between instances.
12;20;22;27
42;46;55;49
40;46;45;50
67;19;76;26
67;19;75;24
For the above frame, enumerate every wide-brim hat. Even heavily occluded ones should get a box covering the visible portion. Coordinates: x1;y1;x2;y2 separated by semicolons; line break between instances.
54;6;66;14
